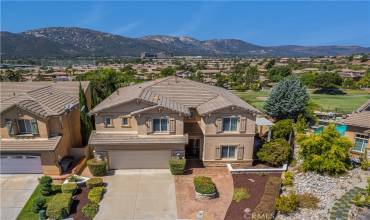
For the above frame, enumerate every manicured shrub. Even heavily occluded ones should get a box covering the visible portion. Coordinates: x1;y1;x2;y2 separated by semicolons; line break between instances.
193;176;216;194
87;159;107;176
52;184;62;193
46;193;72;220
169;159;186;175
257;138;291;167
82;203;99;219
86;177;104;189
272;119;294;140
297;193;320;209
282;171;294;187
32;196;46;213
39;176;53;196
61;182;78;195
68;175;79;182
88;186;105;204
275;193;299;214
232;187;250;203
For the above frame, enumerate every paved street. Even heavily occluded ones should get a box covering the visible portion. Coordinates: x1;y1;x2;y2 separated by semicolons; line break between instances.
95;169;177;220
0;174;39;220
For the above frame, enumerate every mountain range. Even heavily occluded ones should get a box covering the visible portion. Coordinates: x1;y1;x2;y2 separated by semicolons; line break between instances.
1;27;369;58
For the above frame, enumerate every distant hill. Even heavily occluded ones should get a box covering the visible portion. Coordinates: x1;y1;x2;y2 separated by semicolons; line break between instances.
1;27;369;58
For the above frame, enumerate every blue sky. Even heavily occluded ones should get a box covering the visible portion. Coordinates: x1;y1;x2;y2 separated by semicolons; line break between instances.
2;1;370;46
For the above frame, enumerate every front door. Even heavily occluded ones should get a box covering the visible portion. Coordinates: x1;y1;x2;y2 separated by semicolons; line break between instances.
186;138;201;159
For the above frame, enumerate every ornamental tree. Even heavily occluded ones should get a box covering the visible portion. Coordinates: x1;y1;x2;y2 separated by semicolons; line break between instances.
263;76;309;120
257;138;291;167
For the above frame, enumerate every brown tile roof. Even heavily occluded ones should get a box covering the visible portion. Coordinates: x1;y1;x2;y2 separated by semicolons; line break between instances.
89;131;188;146
0;81;88;118
357;100;370;112
0;136;62;151
91;76;259;116
342;111;370;129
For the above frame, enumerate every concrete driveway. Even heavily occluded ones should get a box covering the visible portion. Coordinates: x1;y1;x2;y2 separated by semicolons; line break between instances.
0;174;40;220
96;169;177;220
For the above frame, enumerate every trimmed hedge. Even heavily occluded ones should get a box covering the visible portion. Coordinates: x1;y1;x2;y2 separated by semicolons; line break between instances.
61;182;78;195
169;159;186;175
86;177;104;189
46;193;72;220
88;187;104;204
32;196;46;214
39;176;53;196
87;159;107;176
82;203;99;219
193;176;216;194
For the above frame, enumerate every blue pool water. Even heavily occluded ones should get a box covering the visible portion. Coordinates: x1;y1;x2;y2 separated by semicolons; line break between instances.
313;124;347;136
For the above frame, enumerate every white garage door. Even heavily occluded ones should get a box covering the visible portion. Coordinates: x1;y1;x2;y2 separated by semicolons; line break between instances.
0;155;42;174
109;150;171;169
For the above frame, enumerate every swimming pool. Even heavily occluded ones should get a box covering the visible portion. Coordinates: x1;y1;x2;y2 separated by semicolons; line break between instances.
312;124;347;136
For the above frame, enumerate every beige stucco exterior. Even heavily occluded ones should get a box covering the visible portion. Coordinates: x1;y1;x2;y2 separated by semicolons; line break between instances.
344;125;370;160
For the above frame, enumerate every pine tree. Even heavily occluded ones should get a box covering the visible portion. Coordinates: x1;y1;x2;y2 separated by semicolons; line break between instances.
79;82;92;146
264;76;309;120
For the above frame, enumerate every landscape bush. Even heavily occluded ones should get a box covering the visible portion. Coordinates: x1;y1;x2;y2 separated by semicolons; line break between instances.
282;171;294;187
86;177;104;189
32;196;46;213
257;138;291;167
87;159;107;176
232;187;250;203
253;176;281;219
61;182;78;195
272;119;294;140
275;193;299;214
193;176;216;194
88;186;105;204
52;184;62;193
82;203;99;219
169;159;186;175
297;193;320;209
46;193;72;220
39;176;53;196
353;177;370;207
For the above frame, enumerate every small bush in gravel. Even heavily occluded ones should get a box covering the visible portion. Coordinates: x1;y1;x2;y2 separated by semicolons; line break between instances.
61;182;78;195
82;203;99;219
275;193;298;214
193;176;216;194
87;159;107;176
39;176;53;196
297;193;320;209
282;171;294;187
88;186;105;204
232;187;250;203
32;196;46;213
86;177;104;189
169;159;186;175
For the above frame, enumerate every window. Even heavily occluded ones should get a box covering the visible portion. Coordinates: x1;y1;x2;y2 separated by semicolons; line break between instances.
17;119;32;134
104;116;113;127
353;134;369;152
221;146;236;159
153;118;168;132
223;117;238;132
121;117;130;127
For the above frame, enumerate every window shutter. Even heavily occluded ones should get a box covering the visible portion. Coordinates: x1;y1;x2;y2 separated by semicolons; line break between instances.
215;147;221;160
240;117;247;133
169;118;176;133
216;118;222;133
146;119;152;134
237;146;244;160
5;119;14;135
31;119;39;135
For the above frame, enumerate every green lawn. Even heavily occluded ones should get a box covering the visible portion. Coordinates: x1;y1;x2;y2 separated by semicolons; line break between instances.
235;89;370;114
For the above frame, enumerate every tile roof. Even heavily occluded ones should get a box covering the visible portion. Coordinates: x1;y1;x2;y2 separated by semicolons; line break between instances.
91;76;259;116
0;136;62;151
342;111;370;129
0;81;86;118
89;131;188;146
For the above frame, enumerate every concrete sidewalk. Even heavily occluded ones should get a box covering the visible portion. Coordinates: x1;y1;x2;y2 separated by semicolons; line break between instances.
95;169;177;220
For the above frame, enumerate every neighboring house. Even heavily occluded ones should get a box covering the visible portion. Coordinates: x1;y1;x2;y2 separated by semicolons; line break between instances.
89;76;259;169
341;100;370;160
0;81;90;175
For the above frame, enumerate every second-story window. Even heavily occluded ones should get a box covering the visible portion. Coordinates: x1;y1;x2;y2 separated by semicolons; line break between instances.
17;119;32;134
223;117;238;132
153;118;168;133
104;116;113;127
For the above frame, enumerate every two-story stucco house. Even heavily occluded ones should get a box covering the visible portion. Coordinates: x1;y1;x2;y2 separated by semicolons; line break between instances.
89;76;260;169
0;81;90;175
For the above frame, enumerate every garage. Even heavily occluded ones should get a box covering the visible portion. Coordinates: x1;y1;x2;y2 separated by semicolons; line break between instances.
0;154;42;174
108;150;171;169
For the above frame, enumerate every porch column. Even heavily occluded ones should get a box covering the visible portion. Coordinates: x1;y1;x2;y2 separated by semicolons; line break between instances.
267;126;272;142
